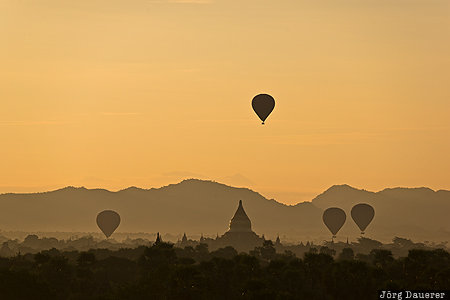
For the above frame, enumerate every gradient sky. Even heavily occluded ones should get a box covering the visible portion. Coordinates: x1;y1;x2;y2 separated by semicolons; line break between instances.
1;0;449;204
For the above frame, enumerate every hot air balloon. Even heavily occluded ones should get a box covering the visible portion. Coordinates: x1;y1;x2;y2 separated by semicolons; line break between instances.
323;207;346;239
351;203;374;235
96;210;121;238
252;94;275;124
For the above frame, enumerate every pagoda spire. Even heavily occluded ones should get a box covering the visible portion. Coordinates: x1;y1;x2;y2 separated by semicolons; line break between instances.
155;232;162;244
275;235;281;246
228;200;252;233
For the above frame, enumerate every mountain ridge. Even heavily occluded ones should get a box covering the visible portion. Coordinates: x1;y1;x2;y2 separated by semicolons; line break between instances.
0;179;448;242
3;179;447;206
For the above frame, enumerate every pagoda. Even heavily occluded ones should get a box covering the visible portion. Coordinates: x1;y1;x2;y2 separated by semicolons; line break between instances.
215;200;264;251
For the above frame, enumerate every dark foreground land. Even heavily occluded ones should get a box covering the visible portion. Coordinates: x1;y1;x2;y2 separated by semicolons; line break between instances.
0;241;449;300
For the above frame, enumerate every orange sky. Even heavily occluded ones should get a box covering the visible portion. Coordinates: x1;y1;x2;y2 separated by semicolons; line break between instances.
1;0;449;204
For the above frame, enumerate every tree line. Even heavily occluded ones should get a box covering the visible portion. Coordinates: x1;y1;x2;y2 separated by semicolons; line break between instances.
0;240;448;300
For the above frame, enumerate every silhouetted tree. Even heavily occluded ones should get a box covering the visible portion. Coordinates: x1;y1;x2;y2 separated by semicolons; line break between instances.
370;249;394;268
0;241;448;299
338;247;355;261
319;246;336;257
210;246;238;260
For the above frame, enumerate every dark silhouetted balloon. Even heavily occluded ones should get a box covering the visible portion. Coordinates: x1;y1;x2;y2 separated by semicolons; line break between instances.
96;210;121;238
323;207;346;238
252;94;275;124
351;203;375;234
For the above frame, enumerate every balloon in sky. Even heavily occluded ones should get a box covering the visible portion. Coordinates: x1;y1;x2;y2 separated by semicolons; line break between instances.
322;207;346;238
351;203;375;234
252;94;275;125
96;210;121;238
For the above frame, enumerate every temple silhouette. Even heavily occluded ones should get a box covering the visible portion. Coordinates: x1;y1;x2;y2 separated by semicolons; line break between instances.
178;200;264;251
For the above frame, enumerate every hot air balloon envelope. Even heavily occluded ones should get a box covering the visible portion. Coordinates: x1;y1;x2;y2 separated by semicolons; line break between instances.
96;210;121;238
252;94;275;124
351;203;374;234
323;207;346;237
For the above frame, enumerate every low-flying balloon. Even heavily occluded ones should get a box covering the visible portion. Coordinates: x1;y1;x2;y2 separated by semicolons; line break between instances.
96;210;121;238
252;94;275;125
351;203;375;235
322;207;346;238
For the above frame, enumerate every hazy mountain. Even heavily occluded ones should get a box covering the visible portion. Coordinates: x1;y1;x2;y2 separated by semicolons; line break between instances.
0;179;322;240
309;184;450;241
0;179;448;243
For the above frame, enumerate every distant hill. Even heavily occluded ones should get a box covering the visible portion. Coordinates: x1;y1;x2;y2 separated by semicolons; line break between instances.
0;179;449;243
309;184;450;241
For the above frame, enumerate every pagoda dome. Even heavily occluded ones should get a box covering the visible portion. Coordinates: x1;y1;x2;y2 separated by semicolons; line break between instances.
228;200;252;232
